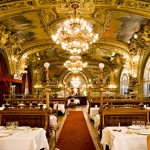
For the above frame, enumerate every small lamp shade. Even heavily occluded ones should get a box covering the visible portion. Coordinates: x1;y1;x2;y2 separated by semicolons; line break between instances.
44;62;50;69
99;63;104;69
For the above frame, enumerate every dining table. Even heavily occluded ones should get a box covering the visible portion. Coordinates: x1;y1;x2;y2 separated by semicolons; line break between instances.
101;126;150;150
0;126;49;150
90;107;100;120
93;114;100;129
53;103;65;114
50;114;58;126
67;98;80;106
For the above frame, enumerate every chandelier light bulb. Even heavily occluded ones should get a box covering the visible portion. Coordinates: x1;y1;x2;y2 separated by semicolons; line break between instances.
99;63;104;70
64;55;87;74
44;62;50;69
52;17;99;54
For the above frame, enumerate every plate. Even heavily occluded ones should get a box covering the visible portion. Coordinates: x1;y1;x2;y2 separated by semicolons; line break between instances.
0;133;11;137
17;126;27;130
128;126;141;130
0;126;5;130
138;131;150;135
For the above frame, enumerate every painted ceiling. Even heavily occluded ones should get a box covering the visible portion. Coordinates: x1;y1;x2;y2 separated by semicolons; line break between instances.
0;0;150;79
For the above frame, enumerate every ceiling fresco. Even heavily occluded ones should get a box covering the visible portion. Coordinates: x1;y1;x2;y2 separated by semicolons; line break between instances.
102;12;149;43
1;12;50;42
0;0;149;82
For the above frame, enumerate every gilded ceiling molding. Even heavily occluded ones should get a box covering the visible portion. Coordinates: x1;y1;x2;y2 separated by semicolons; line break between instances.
38;0;57;5
116;8;150;19
94;8;112;33
0;1;26;11
56;0;95;14
41;9;57;25
21;43;56;55
129;23;150;57
0;1;149;23
94;40;129;54
125;0;150;11
98;39;129;50
0;9;40;21
22;39;54;50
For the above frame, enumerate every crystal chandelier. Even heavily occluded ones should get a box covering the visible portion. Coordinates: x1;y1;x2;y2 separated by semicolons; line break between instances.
64;55;87;74
51;17;99;54
71;77;81;88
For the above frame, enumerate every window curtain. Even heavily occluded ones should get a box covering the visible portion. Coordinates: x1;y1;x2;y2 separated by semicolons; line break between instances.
27;68;32;94
0;52;9;106
22;73;26;94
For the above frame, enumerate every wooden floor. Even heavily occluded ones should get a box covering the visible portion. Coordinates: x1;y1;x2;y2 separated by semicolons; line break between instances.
48;104;102;150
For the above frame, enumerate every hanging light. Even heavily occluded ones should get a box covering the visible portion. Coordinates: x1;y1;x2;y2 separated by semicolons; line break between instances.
71;77;81;88
64;55;87;74
51;4;98;54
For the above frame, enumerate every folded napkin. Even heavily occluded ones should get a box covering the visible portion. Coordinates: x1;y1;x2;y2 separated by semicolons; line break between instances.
126;129;134;134
0;126;5;130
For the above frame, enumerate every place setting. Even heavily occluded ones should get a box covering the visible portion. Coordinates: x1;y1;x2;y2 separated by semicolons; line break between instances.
126;120;150;135
0;121;34;138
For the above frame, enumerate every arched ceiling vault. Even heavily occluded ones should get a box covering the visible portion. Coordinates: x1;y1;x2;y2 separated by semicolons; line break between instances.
0;0;150;77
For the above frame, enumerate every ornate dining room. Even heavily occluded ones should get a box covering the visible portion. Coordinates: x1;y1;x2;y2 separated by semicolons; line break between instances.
0;0;150;150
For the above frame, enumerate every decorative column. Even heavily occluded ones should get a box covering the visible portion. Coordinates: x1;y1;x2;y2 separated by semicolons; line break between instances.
63;83;66;99
87;79;92;100
44;62;50;110
99;63;105;110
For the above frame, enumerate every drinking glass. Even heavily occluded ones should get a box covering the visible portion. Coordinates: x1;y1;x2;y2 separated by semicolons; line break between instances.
146;121;150;126
132;120;136;126
146;121;150;129
140;121;145;128
6;121;11;129
14;121;19;129
136;120;141;127
11;122;15;129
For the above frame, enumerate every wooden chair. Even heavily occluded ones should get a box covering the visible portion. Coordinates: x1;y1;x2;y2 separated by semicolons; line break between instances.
69;98;75;108
147;134;150;150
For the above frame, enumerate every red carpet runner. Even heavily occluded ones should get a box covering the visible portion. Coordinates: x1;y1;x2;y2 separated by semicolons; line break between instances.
56;111;96;150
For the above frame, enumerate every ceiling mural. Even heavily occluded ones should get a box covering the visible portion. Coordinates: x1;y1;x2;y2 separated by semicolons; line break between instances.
0;0;149;86
102;11;149;43
1;12;50;42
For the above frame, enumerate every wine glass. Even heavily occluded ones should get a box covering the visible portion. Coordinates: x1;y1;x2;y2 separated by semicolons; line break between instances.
14;121;19;129
6;121;11;129
146;121;150;129
136;120;141;127
132;120;136;126
11;121;16;129
140;121;145;128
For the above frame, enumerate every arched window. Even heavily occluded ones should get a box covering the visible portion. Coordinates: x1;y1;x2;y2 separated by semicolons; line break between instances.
143;57;150;98
120;74;129;94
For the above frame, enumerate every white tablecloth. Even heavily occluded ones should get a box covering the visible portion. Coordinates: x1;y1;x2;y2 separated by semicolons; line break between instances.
0;127;49;150
94;114;100;129
101;126;148;150
90;107;100;120
53;103;65;114
145;107;150;110
67;98;80;106
50;115;58;126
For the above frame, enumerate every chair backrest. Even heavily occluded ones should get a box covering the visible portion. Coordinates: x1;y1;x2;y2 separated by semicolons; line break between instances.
70;98;75;102
147;134;150;150
101;108;149;128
